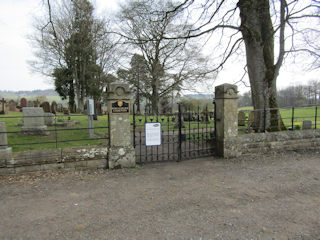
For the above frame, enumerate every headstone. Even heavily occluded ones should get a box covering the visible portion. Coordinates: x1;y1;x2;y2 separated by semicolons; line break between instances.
27;100;34;107
183;112;193;122
34;99;40;107
22;107;48;135
201;109;209;123
63;107;70;115
57;103;63;113
41;101;51;113
44;112;55;126
238;111;246;126
51;101;57;114
248;111;255;127
0;98;7;114
20;98;27;108
302;120;312;130
0;122;12;167
8;100;17;112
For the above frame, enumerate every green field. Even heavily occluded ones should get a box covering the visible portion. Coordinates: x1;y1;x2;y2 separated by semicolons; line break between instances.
1;112;109;152
239;106;320;130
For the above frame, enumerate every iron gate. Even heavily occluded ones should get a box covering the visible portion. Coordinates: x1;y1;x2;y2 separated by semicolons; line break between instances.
132;103;216;163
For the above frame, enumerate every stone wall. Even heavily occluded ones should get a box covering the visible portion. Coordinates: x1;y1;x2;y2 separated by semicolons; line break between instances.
224;129;320;158
0;147;108;175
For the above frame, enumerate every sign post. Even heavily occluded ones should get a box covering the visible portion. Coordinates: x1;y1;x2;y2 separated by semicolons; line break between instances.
87;99;94;137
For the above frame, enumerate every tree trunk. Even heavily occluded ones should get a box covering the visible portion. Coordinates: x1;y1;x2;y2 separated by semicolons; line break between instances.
238;0;285;132
68;80;76;113
151;76;159;114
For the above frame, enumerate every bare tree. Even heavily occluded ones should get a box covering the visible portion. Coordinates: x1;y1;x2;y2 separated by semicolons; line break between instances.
161;0;320;131
117;0;213;114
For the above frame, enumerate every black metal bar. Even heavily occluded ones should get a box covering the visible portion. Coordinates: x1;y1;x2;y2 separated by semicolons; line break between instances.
178;104;182;162
168;115;170;161
188;108;191;158
156;113;159;161
5;136;108;147
292;107;295;130
315;106;318;129
139;131;142;163
173;129;175;161
133;104;136;148
197;106;200;156
54;115;58;148
145;105;147;162
1;126;109;135
213;101;216;139
205;105;208;154
264;107;266;132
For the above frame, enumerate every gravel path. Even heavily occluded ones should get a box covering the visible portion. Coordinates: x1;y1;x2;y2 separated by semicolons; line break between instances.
0;151;320;239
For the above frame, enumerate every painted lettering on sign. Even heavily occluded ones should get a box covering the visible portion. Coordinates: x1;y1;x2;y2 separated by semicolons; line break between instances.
111;100;129;113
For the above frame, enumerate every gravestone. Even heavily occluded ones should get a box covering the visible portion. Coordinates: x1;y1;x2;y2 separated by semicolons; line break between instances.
0;98;7;114
238;111;246;126
51;101;57;114
20;98;27;108
183;112;193;122
22;107;48;135
0;122;12;167
302;120;312;130
41;101;51;113
248;111;255;127
63;107;70;115
34;99;40;107
8;100;17;112
57;103;63;113
27;100;34;107
44;112;55;126
201;109;209;123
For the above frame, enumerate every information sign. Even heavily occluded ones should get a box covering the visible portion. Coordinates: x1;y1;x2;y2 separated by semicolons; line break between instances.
145;122;161;146
87;99;94;116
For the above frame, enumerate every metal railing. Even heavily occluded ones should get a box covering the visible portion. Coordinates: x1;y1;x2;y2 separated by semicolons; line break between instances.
238;105;320;133
0;113;109;152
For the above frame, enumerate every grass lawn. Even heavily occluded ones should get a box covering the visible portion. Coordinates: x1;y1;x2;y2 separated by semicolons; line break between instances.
1;112;109;152
239;105;320;130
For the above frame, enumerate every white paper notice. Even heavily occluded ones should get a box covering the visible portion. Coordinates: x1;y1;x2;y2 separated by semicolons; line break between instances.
145;122;162;146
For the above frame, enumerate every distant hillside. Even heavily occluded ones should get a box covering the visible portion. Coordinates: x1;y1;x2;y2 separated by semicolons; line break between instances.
0;89;65;103
183;94;214;99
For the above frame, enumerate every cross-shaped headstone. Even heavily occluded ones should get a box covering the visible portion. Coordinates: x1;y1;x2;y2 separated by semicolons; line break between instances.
0;98;7;113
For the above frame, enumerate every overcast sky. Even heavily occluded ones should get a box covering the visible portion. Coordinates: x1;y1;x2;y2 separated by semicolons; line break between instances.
0;0;319;93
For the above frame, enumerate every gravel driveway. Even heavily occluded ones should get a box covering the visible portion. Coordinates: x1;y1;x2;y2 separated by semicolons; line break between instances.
0;150;320;239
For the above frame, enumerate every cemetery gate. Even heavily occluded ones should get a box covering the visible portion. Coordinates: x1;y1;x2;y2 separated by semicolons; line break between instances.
132;103;216;163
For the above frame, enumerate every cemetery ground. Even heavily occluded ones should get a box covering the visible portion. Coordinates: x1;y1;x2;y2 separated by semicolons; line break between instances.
0;150;319;239
2;105;319;152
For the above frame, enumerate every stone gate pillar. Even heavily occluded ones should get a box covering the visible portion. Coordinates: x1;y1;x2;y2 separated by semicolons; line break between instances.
106;83;135;169
0;122;11;167
215;84;238;157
